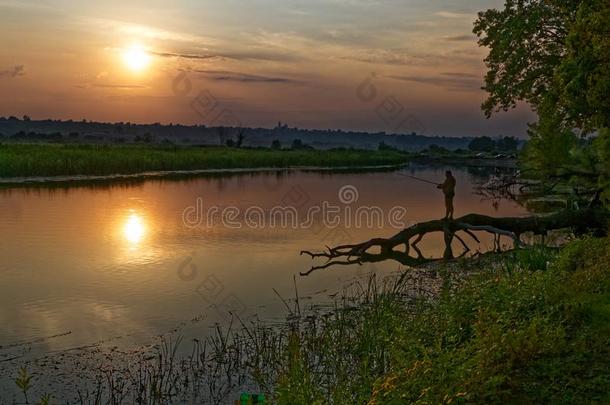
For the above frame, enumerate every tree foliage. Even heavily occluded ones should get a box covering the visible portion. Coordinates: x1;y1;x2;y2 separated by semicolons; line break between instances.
473;0;577;119
475;0;610;132
475;0;610;191
556;0;610;132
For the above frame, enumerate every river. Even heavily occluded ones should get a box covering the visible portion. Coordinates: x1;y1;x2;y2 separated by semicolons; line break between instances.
0;163;528;399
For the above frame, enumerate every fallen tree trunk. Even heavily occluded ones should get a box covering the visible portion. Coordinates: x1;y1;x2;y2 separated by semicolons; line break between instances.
300;207;608;276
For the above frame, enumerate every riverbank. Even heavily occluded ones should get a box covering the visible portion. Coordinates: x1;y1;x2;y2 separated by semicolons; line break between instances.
0;144;408;179
411;154;519;169
269;238;610;404
0;164;403;187
6;238;609;403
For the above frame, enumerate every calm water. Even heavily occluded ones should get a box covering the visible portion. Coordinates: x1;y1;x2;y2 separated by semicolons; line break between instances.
0;164;527;357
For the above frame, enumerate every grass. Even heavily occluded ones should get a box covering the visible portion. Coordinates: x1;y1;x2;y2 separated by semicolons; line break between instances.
267;238;610;404
0;144;408;178
12;238;610;403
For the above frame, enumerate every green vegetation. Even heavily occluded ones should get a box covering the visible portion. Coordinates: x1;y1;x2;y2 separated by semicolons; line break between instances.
474;0;610;199
260;238;610;403
0;144;408;178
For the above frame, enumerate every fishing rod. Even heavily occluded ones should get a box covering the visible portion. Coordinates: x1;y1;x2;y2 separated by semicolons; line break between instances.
401;174;440;186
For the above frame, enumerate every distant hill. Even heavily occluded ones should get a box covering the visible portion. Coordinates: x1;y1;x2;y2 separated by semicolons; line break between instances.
0;117;477;151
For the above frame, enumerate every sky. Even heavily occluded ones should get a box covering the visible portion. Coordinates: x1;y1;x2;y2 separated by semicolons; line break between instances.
0;0;535;137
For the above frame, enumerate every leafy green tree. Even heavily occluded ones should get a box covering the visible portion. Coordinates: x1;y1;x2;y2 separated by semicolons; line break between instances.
473;0;575;119
593;128;610;199
522;125;577;176
475;0;609;185
556;0;610;133
475;0;609;130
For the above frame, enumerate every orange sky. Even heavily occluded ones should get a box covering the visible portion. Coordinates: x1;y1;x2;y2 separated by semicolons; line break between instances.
0;0;534;137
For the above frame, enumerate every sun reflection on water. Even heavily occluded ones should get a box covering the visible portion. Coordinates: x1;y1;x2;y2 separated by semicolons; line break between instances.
123;212;146;245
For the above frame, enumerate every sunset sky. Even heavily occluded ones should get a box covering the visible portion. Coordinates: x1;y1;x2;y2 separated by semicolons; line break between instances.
0;0;534;137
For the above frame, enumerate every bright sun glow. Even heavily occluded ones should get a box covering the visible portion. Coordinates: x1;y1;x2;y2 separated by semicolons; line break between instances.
122;43;151;71
123;213;146;244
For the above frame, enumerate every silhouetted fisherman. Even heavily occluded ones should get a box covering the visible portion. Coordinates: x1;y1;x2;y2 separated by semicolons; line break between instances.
437;171;456;219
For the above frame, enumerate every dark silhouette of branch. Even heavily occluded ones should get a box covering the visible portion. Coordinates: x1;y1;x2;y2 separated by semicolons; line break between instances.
300;207;608;276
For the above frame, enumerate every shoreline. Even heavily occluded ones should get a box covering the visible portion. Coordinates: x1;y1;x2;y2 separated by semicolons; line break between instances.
0;163;406;187
411;155;518;168
0;156;519;188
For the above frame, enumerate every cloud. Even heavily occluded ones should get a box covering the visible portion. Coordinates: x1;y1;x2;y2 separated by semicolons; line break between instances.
154;50;297;62
0;65;24;78
195;70;302;84
83;18;210;44
341;48;480;67
94;84;147;89
153;51;220;60
443;34;476;41
441;72;480;79
388;72;481;91
340;50;419;66
217;50;299;62
435;11;473;19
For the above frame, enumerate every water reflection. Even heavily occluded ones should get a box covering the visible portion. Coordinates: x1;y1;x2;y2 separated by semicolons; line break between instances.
123;212;146;245
0;165;528;356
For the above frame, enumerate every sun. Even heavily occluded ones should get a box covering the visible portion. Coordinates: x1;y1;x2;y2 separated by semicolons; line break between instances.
122;43;151;72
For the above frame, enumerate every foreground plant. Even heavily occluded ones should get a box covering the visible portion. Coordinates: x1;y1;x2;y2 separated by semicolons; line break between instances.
15;367;32;404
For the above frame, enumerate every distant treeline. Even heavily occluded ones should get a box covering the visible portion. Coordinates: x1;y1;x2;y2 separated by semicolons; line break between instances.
0;116;521;152
467;135;519;152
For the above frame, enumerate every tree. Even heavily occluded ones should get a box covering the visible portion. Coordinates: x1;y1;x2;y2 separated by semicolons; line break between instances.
475;0;609;130
292;139;304;149
474;0;610;186
468;136;495;152
301;207;607;275
427;144;449;155
235;129;246;148
474;1;574;119
496;136;518;151
271;139;281;150
522;124;577;176
556;0;610;133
